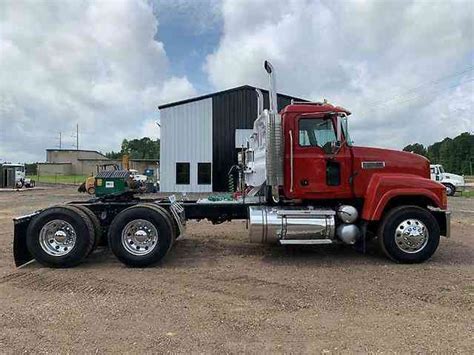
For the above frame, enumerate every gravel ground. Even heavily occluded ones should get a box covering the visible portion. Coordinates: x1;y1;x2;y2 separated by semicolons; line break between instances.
0;186;473;353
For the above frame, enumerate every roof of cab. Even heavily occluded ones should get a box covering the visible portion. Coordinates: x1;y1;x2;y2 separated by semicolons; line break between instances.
281;102;351;116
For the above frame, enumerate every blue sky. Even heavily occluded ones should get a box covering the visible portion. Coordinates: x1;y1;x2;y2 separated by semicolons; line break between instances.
0;0;472;162
152;1;222;94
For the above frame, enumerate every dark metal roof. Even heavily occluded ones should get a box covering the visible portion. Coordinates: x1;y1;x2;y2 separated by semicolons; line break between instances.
96;170;130;179
46;149;104;154
158;85;307;110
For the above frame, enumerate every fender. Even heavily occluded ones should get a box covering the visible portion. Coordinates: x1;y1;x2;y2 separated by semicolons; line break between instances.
362;173;446;221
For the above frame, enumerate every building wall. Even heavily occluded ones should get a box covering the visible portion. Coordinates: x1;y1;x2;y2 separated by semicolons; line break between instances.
37;163;72;175
160;98;213;192
211;87;295;191
45;150;158;176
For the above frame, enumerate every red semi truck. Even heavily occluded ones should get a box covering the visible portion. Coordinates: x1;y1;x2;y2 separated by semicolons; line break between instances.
13;61;450;268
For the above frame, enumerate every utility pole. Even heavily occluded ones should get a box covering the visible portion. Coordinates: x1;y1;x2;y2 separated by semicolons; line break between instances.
59;132;62;149
76;123;79;151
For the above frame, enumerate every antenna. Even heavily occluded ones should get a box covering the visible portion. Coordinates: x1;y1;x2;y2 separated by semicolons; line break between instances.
71;124;79;150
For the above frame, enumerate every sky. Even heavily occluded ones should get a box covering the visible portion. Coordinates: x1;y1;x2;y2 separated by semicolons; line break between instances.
0;0;473;163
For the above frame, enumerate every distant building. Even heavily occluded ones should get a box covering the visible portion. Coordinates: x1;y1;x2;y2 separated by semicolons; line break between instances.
158;85;304;192
38;149;158;176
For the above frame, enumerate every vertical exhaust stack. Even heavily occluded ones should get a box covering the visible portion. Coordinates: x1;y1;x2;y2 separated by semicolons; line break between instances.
264;61;278;114
256;88;264;117
263;61;284;195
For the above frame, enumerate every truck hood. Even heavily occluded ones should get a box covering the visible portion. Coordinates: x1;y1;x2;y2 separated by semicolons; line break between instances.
442;173;464;183
351;146;430;179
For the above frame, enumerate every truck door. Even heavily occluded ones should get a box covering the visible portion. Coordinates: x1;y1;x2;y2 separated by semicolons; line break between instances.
286;115;353;199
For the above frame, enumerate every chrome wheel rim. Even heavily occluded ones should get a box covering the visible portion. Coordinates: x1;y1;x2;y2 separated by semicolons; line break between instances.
395;219;429;253
121;219;158;256
446;185;453;195
39;219;77;256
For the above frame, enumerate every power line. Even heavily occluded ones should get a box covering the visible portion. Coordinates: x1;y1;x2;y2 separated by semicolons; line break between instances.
367;77;474;112
368;66;474;107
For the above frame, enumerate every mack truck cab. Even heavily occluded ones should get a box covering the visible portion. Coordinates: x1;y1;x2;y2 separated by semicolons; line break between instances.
245;61;449;263
12;61;450;269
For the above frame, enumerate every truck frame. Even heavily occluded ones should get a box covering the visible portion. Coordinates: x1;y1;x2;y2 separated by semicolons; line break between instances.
13;61;450;268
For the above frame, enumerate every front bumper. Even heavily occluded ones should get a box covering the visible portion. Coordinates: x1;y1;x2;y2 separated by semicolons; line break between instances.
430;209;451;238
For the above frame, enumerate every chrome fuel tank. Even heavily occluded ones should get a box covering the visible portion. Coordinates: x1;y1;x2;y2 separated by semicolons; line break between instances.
248;206;336;244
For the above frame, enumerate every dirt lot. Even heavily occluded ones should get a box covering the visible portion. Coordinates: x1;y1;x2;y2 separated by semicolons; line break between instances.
0;186;473;353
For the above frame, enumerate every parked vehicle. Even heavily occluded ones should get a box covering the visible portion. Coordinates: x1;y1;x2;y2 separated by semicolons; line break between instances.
1;163;35;188
13;61;450;268
430;164;465;196
78;163;120;195
129;169;148;183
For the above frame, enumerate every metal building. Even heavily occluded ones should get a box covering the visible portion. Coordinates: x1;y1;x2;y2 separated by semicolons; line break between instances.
159;85;304;192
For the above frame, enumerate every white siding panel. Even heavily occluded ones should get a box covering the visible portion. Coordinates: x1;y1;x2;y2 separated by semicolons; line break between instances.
160;98;213;192
235;129;254;148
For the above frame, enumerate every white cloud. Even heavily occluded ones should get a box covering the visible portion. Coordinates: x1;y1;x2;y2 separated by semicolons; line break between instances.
205;0;474;149
0;0;196;162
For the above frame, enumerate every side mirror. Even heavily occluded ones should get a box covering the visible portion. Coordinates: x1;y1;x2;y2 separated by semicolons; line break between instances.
331;140;342;153
322;140;341;155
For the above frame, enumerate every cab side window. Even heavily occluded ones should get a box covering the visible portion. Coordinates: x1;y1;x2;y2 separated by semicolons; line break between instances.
298;118;336;148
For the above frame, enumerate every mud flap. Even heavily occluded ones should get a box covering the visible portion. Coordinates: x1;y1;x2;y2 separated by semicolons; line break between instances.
430;209;450;238
13;213;38;267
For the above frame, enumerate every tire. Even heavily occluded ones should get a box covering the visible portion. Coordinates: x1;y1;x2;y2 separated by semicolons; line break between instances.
72;205;103;250
87;186;95;195
141;203;178;247
26;205;95;268
378;206;440;263
108;204;174;267
443;183;455;196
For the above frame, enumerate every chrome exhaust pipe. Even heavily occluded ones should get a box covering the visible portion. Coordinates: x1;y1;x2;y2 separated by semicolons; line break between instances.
264;60;277;114
256;88;264;116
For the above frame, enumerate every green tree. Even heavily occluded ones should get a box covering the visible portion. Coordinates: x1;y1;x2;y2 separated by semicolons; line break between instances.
403;143;427;157
403;132;473;175
106;137;160;161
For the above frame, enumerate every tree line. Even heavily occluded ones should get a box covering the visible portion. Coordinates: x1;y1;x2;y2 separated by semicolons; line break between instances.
106;137;160;160
403;132;473;175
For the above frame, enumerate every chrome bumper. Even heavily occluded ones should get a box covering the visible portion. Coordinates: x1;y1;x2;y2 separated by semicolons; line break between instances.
445;210;451;238
430;208;451;238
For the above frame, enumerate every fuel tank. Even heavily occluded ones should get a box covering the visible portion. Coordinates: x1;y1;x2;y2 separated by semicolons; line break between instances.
248;206;336;244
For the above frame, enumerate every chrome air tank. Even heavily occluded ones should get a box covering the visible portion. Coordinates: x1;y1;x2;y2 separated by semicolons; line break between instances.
248;206;336;244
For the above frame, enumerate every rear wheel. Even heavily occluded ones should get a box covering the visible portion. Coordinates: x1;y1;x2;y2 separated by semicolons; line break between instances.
26;205;95;268
378;206;440;263
141;203;178;248
72;205;103;250
87;186;95;195
108;205;173;267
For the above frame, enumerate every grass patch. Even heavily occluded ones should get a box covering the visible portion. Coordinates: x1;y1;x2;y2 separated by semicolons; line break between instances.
28;174;88;185
459;190;474;198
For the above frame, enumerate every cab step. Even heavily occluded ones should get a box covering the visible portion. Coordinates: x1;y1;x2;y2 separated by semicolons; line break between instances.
279;239;334;245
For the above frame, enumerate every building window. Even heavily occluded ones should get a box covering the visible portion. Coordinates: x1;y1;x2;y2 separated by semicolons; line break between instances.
176;162;190;184
197;163;212;185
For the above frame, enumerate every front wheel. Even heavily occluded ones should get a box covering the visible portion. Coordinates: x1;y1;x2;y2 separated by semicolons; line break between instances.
443;183;455;196
378;206;440;263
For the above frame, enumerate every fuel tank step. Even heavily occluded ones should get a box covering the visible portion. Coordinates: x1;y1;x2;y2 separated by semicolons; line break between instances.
279;239;334;245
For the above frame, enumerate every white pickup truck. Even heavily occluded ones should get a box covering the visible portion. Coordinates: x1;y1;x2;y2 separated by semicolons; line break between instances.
129;169;147;183
430;164;465;196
